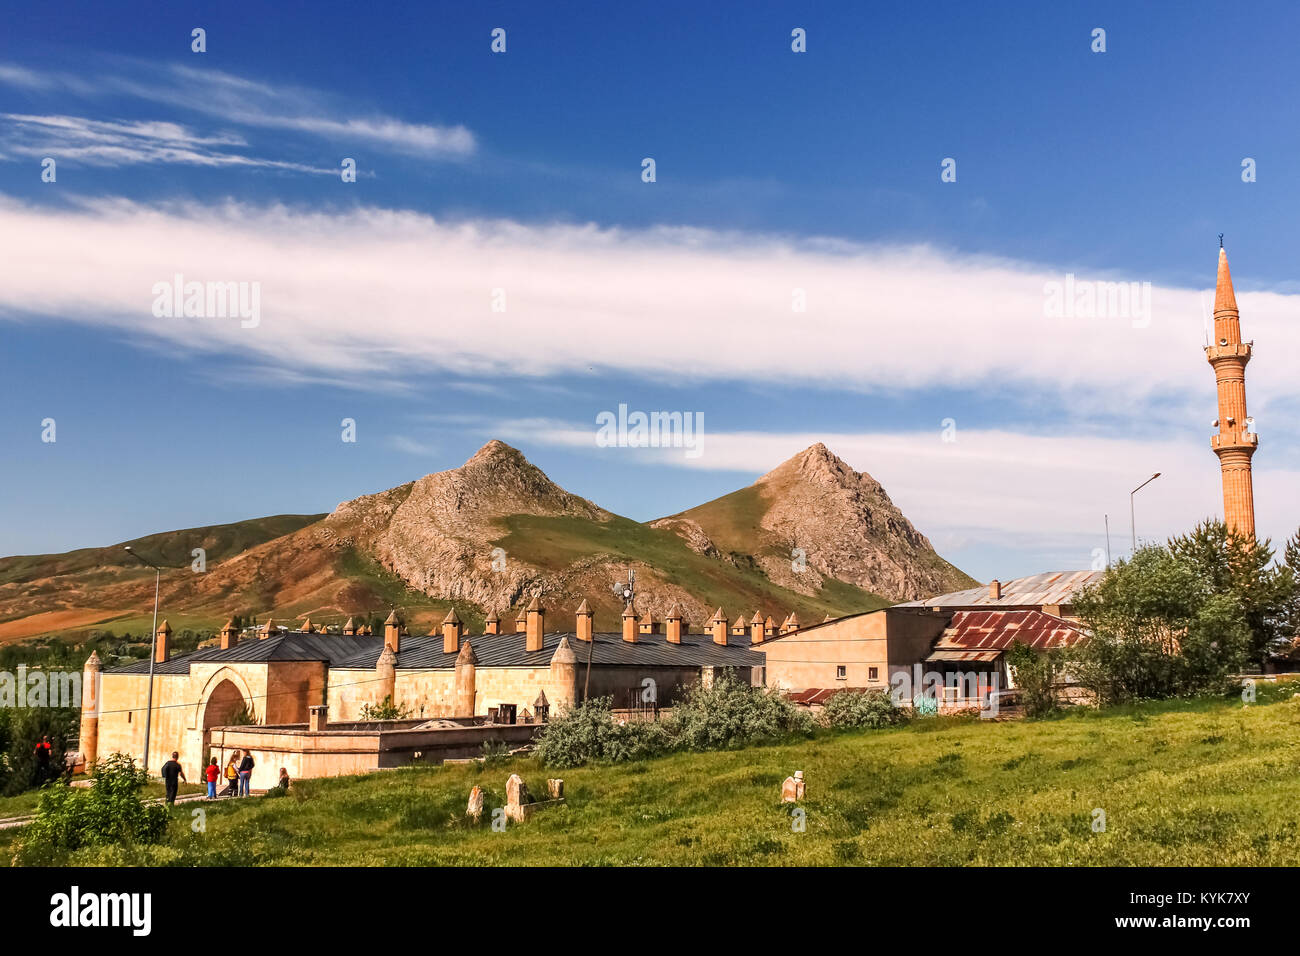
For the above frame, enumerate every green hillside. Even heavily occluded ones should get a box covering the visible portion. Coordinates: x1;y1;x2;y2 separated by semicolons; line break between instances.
492;512;891;623
11;682;1298;866
0;514;324;587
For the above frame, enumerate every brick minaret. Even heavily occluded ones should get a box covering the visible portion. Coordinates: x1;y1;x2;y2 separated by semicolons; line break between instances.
1206;244;1259;538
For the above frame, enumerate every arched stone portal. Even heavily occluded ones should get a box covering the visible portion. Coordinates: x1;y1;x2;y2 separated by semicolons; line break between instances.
200;678;253;771
202;679;248;730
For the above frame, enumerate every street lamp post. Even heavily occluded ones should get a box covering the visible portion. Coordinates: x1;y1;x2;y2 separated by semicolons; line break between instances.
124;546;161;773
1130;473;1162;555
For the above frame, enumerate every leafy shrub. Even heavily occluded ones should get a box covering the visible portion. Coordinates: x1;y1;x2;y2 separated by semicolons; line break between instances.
479;740;511;767
226;702;259;726
0;705;77;796
16;753;168;864
534;697;668;768
359;695;410;721
665;674;813;752
820;689;906;729
537;677;814;768
1005;641;1067;717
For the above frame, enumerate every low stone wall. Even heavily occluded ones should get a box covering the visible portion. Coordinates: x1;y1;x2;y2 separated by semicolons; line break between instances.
208;720;543;789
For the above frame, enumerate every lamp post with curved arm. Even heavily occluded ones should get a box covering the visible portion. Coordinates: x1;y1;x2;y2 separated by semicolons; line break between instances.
123;546;162;773
1130;473;1162;556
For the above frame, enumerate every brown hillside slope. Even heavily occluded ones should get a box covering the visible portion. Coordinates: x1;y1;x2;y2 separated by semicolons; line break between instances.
652;443;976;602
0;441;972;641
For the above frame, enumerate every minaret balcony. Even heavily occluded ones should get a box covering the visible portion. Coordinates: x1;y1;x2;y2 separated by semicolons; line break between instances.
1205;342;1252;364
1211;432;1259;452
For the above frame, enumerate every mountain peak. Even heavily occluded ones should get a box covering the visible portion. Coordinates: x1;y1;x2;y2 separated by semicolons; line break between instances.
759;442;859;488
464;439;527;468
656;440;975;602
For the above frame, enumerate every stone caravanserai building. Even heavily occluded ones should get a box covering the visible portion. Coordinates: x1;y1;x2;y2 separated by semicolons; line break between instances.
81;599;764;790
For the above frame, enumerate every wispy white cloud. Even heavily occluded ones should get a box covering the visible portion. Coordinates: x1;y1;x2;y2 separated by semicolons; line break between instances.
1;193;1295;435
388;435;441;457
488;420;1300;565
1;190;1294;570
0;113;337;173
0;60;475;161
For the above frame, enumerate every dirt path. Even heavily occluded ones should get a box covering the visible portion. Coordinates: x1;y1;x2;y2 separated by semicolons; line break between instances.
0;789;267;830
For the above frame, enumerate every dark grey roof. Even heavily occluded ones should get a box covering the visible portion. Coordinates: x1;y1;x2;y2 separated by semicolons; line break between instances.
109;632;385;675
334;631;764;671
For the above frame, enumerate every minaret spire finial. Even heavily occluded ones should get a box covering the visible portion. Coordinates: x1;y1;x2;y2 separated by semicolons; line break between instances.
1219;232;1224;249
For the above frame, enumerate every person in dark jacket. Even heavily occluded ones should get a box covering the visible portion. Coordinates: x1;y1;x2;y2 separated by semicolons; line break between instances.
238;751;255;796
160;752;186;805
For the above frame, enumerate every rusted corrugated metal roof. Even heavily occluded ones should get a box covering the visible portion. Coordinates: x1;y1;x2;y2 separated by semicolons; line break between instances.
787;687;874;705
897;571;1104;609
925;649;1002;662
929;608;1087;655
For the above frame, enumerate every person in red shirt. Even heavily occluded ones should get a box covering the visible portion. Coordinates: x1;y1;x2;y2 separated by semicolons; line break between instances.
32;735;54;787
204;757;220;800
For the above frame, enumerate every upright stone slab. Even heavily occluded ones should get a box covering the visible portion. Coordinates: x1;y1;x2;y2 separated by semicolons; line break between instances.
467;785;485;822
781;770;806;802
505;773;532;822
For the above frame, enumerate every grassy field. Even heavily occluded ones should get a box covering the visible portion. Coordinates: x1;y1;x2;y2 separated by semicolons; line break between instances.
7;682;1299;866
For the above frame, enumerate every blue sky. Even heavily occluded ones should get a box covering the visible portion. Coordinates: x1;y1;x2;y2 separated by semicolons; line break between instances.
3;0;1299;583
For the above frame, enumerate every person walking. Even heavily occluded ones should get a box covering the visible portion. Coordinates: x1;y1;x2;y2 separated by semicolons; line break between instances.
204;757;220;800
238;750;255;796
160;751;186;806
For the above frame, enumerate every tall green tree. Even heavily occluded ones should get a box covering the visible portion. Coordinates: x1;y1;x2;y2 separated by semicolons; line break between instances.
1166;520;1293;665
1072;520;1274;704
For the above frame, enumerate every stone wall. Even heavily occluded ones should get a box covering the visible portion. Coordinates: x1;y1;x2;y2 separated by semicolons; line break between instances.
95;662;270;782
210;721;542;783
327;661;733;720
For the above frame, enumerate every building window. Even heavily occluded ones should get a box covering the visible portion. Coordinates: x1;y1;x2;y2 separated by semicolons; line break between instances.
869;667;879;681
836;665;847;680
127;711;132;723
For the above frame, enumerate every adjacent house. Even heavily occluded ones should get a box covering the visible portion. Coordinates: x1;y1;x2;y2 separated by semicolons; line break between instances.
760;572;1098;710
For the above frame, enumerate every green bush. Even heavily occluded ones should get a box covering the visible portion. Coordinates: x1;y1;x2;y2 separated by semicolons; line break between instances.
15;753;168;864
360;695;410;721
1072;522;1277;704
820;689;906;729
668;674;814;751
479;740;511;767
1005;641;1067;717
0;705;76;796
534;697;669;768
1068;518;1300;706
538;677;814;768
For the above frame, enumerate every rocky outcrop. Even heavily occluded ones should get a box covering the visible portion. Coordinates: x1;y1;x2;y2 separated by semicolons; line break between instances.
657;443;975;602
321;440;611;611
